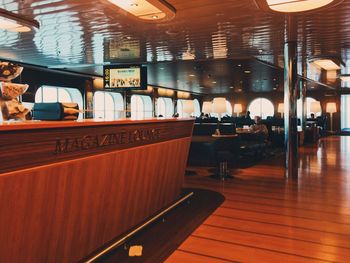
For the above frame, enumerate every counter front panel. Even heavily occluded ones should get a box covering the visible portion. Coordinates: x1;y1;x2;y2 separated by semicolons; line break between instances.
0;119;193;173
0;119;194;263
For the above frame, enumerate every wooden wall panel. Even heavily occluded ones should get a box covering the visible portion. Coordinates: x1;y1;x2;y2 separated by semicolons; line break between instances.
0;120;193;173
0;137;191;263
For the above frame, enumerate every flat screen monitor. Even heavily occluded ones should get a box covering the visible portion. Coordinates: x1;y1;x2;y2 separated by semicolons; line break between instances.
103;64;147;90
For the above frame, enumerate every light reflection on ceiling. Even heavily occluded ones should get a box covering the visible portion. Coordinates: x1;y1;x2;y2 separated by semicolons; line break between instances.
0;0;349;93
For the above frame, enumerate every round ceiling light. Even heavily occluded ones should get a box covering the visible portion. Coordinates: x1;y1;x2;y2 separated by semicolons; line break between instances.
255;0;343;13
107;0;176;22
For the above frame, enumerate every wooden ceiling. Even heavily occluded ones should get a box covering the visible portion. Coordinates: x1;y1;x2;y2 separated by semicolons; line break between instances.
0;0;349;93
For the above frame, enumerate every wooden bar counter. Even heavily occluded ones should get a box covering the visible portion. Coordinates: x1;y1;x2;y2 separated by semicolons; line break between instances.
0;118;194;263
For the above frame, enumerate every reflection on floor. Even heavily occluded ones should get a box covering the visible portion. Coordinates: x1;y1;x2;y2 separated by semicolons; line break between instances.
167;136;350;262
95;189;224;263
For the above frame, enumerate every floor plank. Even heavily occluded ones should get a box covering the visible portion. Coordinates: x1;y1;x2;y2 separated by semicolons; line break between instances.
166;250;233;263
166;136;350;262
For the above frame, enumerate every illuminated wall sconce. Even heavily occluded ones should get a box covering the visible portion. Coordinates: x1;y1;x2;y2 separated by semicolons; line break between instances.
93;78;104;89
326;102;337;131
183;100;194;117
212;97;227;135
158;88;174;97
0;8;39;32
212;97;227;121
277;103;284;118
202;101;213;114
254;0;343;13
233;104;242;117
177;91;190;99
106;0;176;22
310;101;322;114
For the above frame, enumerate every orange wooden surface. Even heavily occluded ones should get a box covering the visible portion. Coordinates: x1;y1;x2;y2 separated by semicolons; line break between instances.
0;118;193;131
167;136;350;262
0;119;193;172
0;127;192;262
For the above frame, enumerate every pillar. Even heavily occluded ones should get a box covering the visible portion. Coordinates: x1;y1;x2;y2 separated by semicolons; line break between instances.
284;15;299;179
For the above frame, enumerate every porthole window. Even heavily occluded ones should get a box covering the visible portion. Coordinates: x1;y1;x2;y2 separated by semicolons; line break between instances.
131;95;153;119
93;91;124;120
248;98;274;119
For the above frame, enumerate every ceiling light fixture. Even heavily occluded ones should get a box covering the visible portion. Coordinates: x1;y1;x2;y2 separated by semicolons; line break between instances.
106;0;176;22
254;0;343;13
0;8;39;32
339;74;350;82
310;59;341;71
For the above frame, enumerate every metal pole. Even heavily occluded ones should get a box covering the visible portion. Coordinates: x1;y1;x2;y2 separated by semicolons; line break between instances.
284;15;299;179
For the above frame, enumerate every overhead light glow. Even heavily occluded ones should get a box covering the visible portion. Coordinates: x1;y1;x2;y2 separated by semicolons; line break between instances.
107;0;175;21
266;0;334;12
312;59;341;70
0;17;30;32
0;8;39;32
339;74;350;82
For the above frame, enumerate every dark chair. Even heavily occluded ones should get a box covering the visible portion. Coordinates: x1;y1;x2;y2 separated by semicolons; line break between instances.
211;136;240;180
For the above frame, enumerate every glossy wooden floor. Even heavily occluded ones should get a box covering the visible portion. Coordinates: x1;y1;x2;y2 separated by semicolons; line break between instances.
166;136;350;262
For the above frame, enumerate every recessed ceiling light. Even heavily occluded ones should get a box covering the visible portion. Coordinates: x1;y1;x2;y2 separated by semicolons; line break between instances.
229;86;234;89
189;74;195;77
237;64;242;67
165;29;179;36
244;70;251;74
0;8;39;32
212;81;217;84
255;0;342;13
107;0;176;22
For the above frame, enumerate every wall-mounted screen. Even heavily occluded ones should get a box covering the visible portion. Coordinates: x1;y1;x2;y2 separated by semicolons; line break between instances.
103;64;147;90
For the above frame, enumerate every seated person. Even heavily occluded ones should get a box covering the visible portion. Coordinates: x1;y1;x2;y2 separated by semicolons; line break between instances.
245;111;252;120
250;116;269;140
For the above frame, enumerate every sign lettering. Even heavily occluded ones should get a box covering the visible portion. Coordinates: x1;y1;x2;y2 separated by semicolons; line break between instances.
55;128;161;154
